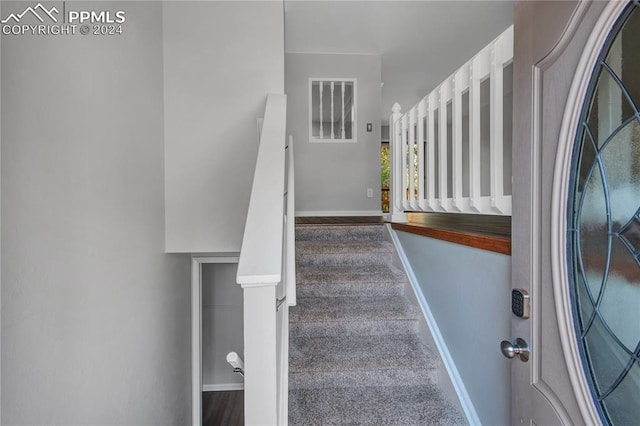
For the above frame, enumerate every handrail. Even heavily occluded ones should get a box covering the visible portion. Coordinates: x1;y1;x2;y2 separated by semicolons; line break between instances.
285;135;296;307
236;93;293;426
237;94;287;285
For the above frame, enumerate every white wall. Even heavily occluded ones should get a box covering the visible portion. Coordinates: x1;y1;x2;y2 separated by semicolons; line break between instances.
164;1;285;253
394;231;511;426
286;53;382;215
1;2;191;424
202;262;244;390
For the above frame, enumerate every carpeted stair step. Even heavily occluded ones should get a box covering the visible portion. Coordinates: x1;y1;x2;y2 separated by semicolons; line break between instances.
296;264;406;298
296;240;394;267
290;295;421;337
289;334;439;389
296;224;385;242
289;385;466;426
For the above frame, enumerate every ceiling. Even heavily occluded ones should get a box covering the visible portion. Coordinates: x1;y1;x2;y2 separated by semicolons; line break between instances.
284;1;515;124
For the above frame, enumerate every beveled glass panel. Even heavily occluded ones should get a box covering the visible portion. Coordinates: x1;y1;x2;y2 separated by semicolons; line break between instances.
598;239;640;353
578;162;609;299
606;7;640;119
599;119;640;230
568;5;640;424
575;270;595;329
586;67;636;148
602;363;640;425
583;314;630;394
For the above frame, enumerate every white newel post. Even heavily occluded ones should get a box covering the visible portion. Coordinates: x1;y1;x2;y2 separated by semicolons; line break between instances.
241;283;278;426
389;103;407;222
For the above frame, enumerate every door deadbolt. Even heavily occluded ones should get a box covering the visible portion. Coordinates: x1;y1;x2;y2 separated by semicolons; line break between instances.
500;338;530;362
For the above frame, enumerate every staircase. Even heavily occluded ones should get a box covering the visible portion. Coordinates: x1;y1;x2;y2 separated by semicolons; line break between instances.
289;224;466;425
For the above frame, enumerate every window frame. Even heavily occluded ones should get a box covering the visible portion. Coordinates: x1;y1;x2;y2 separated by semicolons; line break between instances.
308;77;358;143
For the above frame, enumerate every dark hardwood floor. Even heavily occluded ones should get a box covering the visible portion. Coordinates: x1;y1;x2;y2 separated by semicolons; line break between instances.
203;391;244;426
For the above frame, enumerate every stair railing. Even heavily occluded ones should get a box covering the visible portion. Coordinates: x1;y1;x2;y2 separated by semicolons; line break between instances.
389;25;514;221
237;93;296;426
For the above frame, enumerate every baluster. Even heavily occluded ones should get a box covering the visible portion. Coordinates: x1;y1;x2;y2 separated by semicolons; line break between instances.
452;69;465;212
319;82;323;139
426;92;436;211
401;114;410;210
469;56;484;212
438;83;450;211
389;103;406;222
409;107;417;208
417;98;426;210
490;44;505;214
341;82;346;139
330;82;335;140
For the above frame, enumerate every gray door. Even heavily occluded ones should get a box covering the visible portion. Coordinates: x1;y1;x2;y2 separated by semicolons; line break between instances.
512;1;639;424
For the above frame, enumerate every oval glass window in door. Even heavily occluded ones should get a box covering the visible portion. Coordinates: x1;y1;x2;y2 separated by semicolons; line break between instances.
567;2;640;425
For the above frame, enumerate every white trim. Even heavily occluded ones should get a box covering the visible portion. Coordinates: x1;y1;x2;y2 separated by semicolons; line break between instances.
203;383;245;392
191;258;202;426
191;256;240;426
295;210;383;217
387;225;481;426
550;2;628;425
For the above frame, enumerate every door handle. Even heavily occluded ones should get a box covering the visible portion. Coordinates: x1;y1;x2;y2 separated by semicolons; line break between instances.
500;337;530;362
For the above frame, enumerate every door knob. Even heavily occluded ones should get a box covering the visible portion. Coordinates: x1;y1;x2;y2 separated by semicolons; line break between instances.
500;337;530;362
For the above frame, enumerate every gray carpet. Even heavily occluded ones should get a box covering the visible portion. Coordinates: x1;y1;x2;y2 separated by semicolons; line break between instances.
289;224;466;425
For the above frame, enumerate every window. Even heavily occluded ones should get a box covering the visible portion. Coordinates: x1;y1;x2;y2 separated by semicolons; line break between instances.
309;78;356;143
567;3;640;425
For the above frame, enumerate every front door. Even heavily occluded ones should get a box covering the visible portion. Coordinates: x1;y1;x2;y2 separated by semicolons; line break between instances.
512;1;639;424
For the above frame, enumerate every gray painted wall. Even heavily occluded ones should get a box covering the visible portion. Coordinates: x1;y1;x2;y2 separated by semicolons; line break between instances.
164;1;285;253
202;262;244;389
1;2;191;424
395;231;511;426
286;53;382;215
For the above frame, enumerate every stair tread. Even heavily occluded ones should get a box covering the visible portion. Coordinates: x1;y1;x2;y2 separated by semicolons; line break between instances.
296;225;385;242
296;263;405;284
290;334;437;373
290;295;421;323
296;240;393;254
289;385;466;426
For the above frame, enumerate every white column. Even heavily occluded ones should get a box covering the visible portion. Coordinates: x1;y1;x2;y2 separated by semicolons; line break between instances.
389;103;407;222
452;69;466;212
401;114;410;210
490;44;505;213
409;107;417;209
438;82;450;211
426;92;437;211
242;284;278;426
341;82;346;139
417;98;426;210
191;259;202;426
330;82;335;140
319;82;324;139
469;55;486;213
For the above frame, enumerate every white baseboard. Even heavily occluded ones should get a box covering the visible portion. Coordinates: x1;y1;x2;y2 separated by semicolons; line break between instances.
295;210;383;217
203;383;244;392
387;226;481;426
